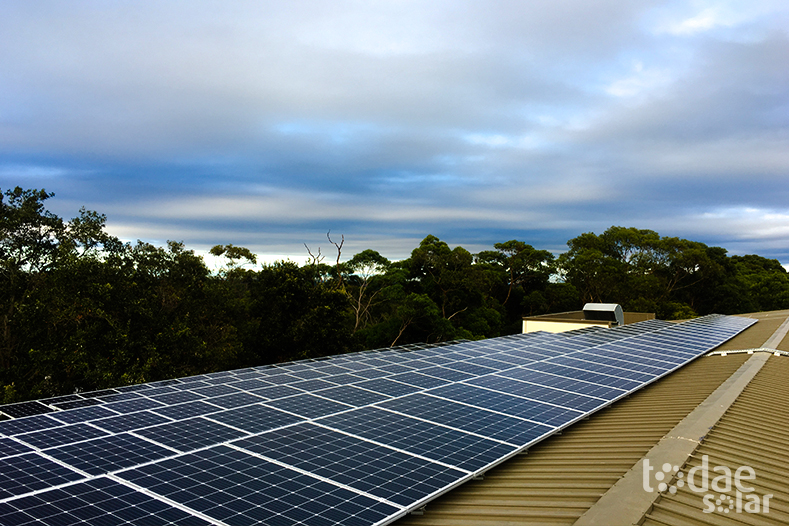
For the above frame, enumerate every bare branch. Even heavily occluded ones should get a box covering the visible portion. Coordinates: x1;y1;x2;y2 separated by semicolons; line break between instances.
304;243;324;265
327;231;345;290
446;306;468;320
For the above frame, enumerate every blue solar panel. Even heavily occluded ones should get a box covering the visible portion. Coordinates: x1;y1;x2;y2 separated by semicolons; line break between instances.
263;392;354;419
45;433;174;475
317;406;518;472
0;453;83;499
232;423;467;507
429;383;585;427
118;444;398;525
378;393;555;446
0;438;32;459
0;476;211;526
207;403;304;434
17;423;110;450
135;417;249;452
90;410;173;434
0;314;758;525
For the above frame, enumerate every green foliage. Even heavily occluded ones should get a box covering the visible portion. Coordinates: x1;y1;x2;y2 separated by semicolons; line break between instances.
2;189;787;404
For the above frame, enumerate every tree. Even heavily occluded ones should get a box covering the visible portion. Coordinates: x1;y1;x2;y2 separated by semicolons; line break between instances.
344;249;391;332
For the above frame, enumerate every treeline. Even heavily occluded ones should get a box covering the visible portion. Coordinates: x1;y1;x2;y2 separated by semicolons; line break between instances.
2;187;788;403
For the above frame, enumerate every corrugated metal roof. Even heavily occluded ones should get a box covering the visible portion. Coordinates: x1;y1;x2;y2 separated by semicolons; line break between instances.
396;310;789;526
641;354;789;526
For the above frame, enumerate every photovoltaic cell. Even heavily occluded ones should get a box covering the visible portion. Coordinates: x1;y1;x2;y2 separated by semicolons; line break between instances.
388;371;451;389
248;384;303;400
521;362;642;392
322;372;368;385
291;378;338;392
149;400;221;420
418;366;476;382
101;396;166;414
51;398;103;410
354;378;423;397
499;367;627;399
206;391;264;409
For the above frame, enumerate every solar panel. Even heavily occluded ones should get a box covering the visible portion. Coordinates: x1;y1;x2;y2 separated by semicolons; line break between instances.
0;314;756;525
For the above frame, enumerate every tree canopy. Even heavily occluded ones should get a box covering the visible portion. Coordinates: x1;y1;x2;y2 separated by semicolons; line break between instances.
3;187;787;404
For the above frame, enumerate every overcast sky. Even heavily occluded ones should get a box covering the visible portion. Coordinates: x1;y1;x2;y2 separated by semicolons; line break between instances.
2;1;788;265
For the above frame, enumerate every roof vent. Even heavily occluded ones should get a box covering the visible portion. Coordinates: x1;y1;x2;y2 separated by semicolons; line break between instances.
583;303;624;327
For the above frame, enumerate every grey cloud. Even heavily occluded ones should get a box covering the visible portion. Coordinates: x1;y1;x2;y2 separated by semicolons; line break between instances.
1;1;788;263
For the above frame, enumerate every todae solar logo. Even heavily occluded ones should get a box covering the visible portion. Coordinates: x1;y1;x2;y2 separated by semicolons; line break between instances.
642;456;773;514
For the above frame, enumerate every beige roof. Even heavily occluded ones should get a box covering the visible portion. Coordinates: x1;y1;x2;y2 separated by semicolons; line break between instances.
397;310;789;526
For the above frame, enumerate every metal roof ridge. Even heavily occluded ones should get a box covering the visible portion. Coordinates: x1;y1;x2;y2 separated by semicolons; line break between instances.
571;352;770;526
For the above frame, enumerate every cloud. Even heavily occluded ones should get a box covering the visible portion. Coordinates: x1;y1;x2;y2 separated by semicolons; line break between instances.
1;1;789;264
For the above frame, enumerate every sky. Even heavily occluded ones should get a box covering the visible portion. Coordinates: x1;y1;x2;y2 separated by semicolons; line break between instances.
1;1;788;266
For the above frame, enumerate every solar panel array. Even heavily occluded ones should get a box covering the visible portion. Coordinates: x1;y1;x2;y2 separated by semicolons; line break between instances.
0;314;755;525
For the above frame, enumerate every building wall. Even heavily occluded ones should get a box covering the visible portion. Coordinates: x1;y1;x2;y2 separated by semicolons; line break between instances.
522;319;611;333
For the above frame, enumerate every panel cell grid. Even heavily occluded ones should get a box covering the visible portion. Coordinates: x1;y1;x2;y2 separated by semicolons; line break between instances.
18;423;110;450
0;401;55;419
318;406;518;472
499;367;628;399
149;400;222;420
233;423;467;506
0;414;63;437
119;444;398;526
91;410;173;434
225;378;271;390
51;398;103;410
467;375;606;412
263;393;354;420
47;405;118;425
377;393;554;447
136;417;248;452
0;453;83;499
0;437;33;459
46;433;174;475
206;391;264;409
102;397;166;414
314;385;391;407
207;403;304;434
0;476;210;526
430;383;584;427
248;384;303;400
354;378;423;398
388;371;451;389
